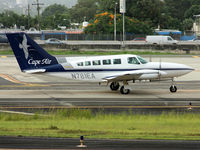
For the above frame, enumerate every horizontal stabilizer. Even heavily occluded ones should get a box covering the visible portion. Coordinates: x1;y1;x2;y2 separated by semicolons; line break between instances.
23;69;46;74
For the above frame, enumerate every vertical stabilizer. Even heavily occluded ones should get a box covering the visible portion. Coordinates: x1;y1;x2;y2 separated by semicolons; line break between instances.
6;32;58;71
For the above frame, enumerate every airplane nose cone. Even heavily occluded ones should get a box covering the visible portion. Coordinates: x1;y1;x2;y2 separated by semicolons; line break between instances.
178;64;194;75
181;64;194;72
160;62;194;77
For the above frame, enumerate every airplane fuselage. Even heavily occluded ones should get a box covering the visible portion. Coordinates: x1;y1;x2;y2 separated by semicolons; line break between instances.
43;54;193;82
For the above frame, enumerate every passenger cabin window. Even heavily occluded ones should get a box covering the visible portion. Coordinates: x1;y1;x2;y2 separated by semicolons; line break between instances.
103;59;111;65
113;58;121;64
85;61;91;66
92;60;101;65
127;57;140;64
77;62;83;66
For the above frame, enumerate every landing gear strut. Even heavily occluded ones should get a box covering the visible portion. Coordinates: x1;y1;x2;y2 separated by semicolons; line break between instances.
110;82;120;91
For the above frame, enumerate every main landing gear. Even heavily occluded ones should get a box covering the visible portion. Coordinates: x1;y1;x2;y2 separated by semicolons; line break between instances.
110;81;130;95
110;82;120;91
120;86;130;94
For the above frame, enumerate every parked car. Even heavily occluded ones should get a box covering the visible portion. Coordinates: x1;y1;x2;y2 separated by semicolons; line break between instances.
0;34;8;43
146;35;178;44
191;37;200;42
45;38;64;44
133;37;146;41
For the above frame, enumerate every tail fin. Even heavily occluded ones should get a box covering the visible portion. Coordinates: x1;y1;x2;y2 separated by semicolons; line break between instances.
6;32;58;71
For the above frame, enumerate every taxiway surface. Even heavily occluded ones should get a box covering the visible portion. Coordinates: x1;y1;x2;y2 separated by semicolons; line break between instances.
0;56;200;149
0;56;199;112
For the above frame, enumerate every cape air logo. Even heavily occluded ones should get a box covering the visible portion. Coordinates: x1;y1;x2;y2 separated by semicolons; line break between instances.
19;34;30;59
19;34;52;67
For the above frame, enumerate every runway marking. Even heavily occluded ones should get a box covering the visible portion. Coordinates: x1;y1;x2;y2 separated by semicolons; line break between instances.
192;56;199;58
0;105;199;109
1;56;7;58
0;74;49;87
0;110;35;116
0;110;47;116
180;89;200;92
0;73;26;84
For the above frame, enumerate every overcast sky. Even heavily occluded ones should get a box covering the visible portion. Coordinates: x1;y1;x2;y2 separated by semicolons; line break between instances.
0;0;77;14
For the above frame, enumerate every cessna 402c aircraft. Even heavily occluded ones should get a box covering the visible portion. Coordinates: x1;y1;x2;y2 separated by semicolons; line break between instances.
6;33;194;94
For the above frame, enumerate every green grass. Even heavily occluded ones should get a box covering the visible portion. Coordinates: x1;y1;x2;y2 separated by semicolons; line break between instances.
0;109;200;140
47;50;177;56
0;49;186;56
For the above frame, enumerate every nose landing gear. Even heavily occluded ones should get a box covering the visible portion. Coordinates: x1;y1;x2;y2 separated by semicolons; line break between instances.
170;85;177;93
170;78;177;93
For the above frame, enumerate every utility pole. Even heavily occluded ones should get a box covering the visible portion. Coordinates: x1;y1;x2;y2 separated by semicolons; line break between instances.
32;0;44;30
114;2;118;41
27;4;31;29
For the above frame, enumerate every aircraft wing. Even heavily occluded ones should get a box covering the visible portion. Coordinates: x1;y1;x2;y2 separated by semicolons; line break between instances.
102;69;165;82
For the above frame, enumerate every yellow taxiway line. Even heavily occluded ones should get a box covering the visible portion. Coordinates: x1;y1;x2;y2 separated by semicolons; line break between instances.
0;73;25;84
0;73;49;87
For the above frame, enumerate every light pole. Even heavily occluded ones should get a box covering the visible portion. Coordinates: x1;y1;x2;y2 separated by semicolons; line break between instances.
158;0;164;30
114;2;118;41
122;12;125;47
120;0;126;48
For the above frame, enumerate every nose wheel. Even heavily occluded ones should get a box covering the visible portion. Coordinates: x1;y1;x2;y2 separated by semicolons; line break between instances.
170;85;177;93
170;78;177;93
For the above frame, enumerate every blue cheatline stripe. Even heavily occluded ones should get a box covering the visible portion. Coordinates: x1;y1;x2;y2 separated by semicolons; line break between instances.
44;67;194;72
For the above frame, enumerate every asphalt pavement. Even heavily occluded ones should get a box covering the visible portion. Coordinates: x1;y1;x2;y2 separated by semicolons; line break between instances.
0;136;200;150
0;56;199;149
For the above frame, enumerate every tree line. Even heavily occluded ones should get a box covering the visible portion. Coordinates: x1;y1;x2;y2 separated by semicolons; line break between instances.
1;0;200;34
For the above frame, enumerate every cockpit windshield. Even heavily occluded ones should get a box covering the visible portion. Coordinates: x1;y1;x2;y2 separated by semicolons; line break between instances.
137;56;148;64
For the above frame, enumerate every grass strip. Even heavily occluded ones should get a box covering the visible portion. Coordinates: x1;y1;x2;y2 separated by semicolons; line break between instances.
0;109;200;140
0;50;186;56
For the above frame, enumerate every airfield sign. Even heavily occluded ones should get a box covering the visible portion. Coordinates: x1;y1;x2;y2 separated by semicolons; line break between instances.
120;0;126;13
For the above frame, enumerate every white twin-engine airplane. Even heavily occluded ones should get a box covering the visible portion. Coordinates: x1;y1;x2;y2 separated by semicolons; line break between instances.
6;33;194;94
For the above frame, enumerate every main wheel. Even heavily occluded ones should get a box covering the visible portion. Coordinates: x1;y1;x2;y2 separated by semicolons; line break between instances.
120;86;130;94
110;82;120;91
170;85;177;93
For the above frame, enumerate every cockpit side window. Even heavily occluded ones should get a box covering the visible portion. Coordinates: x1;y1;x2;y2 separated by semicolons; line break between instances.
137;56;148;64
127;57;140;64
